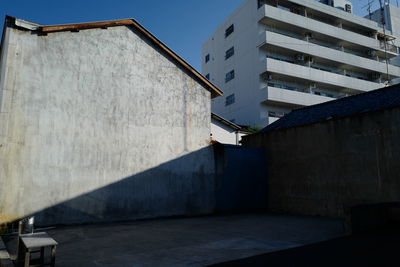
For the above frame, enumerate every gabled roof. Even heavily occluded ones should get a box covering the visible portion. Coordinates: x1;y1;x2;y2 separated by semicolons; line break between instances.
211;113;243;131
262;84;400;132
2;16;223;98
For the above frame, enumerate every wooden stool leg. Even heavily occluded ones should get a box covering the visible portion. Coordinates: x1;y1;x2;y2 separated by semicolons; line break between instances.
40;247;45;264
17;239;23;267
50;246;57;267
24;249;30;267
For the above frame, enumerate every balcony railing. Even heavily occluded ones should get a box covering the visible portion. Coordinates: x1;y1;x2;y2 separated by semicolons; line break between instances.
261;85;336;107
265;55;372;82
267;82;346;99
262;26;399;66
380;41;398;53
258;4;399;57
258;1;390;39
262;57;383;92
260;30;400;78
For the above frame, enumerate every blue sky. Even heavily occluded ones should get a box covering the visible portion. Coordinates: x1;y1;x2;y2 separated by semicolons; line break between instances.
1;0;382;71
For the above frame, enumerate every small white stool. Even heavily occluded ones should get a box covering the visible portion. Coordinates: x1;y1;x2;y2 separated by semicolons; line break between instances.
18;232;58;267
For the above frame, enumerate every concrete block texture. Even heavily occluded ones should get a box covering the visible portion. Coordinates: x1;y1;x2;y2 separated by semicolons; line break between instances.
0;25;214;224
243;108;400;218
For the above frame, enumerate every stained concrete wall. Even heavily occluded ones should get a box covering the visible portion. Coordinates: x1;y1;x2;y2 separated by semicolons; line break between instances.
32;144;268;225
214;144;267;212
242;108;400;218
0;24;215;224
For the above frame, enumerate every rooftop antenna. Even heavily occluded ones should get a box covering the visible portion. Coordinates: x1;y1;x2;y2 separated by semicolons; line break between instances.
362;0;375;19
378;0;391;85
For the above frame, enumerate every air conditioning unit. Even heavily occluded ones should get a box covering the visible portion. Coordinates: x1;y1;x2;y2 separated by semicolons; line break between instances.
295;54;305;61
367;50;377;57
263;74;273;81
345;4;352;13
304;32;313;39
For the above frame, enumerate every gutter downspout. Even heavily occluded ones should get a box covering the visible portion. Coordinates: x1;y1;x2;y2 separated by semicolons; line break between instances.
235;131;239;145
0;17;12;110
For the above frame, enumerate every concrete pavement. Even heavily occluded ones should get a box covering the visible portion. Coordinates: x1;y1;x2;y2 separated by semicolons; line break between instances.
40;213;345;266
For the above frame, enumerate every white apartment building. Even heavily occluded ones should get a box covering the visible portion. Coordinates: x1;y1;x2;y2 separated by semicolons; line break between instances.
202;0;400;127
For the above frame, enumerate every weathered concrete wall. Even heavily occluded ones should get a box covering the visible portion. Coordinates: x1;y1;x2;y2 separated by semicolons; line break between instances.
214;144;267;212
0;25;214;224
33;144;268;225
242;108;400;218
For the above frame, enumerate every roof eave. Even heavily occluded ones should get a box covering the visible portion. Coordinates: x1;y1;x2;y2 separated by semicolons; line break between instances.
211;113;242;131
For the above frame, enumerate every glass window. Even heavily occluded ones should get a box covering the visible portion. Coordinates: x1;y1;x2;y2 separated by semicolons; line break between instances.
225;70;235;83
225;47;235;60
225;24;234;38
205;54;210;63
268;111;286;118
225;94;235;106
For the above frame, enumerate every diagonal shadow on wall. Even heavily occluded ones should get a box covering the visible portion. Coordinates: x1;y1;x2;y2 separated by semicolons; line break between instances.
6;144;267;227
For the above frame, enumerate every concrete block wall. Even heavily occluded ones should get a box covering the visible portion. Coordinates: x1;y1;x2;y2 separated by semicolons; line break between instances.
242;108;400;218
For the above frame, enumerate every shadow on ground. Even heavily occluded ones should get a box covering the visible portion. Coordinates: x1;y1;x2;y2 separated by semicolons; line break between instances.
210;223;400;267
3;213;345;266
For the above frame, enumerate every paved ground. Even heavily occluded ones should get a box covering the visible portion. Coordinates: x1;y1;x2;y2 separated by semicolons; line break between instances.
211;224;400;267
2;213;344;266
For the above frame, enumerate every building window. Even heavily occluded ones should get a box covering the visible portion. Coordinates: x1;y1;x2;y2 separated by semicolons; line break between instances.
225;24;234;38
268;111;286;118
258;0;267;8
205;74;210;80
225;47;235;60
225;94;235;106
225;70;235;83
205;54;210;63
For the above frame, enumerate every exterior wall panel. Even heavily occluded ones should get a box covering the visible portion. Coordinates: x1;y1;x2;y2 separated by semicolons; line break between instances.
243;108;400;218
203;0;400;127
0;25;215;224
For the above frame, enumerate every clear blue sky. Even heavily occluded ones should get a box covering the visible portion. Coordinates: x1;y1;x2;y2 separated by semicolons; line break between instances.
0;0;382;71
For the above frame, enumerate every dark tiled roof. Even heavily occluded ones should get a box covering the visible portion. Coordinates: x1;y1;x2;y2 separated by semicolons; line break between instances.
262;84;400;132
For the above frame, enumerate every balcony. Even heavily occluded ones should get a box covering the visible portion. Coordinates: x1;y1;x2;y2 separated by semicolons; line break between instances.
257;5;398;57
259;85;334;107
260;58;383;92
284;0;384;33
258;31;400;78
